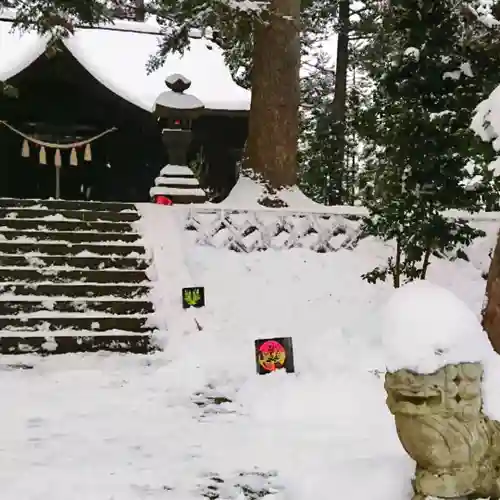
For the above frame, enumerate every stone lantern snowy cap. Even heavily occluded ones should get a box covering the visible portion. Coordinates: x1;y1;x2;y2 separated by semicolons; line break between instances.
153;73;204;118
166;73;191;93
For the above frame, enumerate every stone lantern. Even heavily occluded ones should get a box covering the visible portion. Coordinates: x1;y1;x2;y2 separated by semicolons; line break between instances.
150;73;207;204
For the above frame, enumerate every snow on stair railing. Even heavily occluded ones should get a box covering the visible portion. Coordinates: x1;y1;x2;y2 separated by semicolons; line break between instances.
179;204;500;253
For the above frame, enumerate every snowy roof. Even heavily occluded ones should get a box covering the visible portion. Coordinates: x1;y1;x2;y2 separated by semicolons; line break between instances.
0;20;48;81
0;17;250;113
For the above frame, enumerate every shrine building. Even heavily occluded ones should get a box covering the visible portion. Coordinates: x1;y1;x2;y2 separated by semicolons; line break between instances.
0;12;250;202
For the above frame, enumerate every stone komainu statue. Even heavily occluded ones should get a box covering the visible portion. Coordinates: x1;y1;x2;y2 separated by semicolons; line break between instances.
385;363;500;499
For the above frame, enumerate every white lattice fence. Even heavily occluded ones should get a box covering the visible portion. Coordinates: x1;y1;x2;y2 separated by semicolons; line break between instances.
181;206;500;254
184;207;364;252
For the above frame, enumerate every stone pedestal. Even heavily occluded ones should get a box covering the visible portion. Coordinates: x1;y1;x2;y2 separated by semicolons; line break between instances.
149;164;206;204
162;129;192;167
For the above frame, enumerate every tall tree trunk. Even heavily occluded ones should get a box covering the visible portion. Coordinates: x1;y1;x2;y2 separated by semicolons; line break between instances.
482;230;500;353
328;0;350;205
393;235;402;288
135;0;145;21
246;0;301;205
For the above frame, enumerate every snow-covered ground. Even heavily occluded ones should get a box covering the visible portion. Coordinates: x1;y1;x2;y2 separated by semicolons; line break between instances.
0;204;497;500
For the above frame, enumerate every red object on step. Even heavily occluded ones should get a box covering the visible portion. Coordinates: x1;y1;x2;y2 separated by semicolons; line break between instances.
155;195;173;205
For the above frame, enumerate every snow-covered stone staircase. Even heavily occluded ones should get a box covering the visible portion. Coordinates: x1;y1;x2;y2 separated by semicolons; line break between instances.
0;198;155;355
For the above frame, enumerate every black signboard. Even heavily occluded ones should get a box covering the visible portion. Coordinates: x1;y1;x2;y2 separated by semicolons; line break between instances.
182;287;205;309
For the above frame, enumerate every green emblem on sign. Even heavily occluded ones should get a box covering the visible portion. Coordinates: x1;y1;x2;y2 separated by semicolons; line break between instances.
182;287;205;309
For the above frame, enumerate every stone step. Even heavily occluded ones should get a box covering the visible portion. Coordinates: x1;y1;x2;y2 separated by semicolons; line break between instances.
0;283;150;299
0;254;148;270
0;218;133;233
0;315;150;332
0;199;155;356
168;193;207;205
0;198;137;212
0;241;145;256
0;208;140;222
0;331;154;355
0;230;140;244
0;299;154;315
0;268;147;284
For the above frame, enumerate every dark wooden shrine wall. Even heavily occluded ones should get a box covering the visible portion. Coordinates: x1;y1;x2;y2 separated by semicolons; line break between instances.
191;115;247;200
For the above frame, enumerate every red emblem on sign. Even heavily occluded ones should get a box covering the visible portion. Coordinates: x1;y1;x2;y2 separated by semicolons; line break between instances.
258;340;286;372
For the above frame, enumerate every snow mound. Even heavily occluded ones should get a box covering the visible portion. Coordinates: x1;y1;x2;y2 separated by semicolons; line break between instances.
377;280;494;374
279;185;325;210
218;175;264;209
218;176;323;210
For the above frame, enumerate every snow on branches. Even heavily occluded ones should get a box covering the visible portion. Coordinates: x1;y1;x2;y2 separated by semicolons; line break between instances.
220;0;269;13
461;1;500;28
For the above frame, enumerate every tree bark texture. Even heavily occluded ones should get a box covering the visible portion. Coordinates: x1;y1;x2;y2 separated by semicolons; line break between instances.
135;0;145;21
481;230;500;354
328;0;350;205
246;0;301;193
